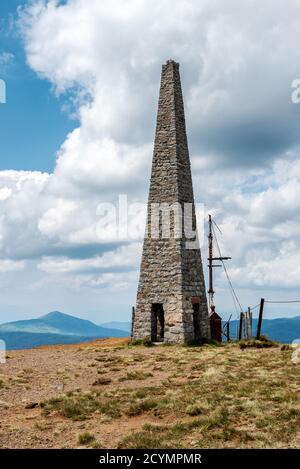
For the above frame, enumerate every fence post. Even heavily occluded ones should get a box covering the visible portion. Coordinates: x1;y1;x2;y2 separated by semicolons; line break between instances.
244;311;248;339
256;298;265;340
246;307;251;338
238;312;244;340
227;321;230;342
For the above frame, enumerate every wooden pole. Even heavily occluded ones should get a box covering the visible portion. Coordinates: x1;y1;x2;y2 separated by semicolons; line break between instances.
239;312;244;340
247;307;251;338
244;311;248;339
256;298;265;340
208;215;214;310
226;321;230;342
249;310;253;338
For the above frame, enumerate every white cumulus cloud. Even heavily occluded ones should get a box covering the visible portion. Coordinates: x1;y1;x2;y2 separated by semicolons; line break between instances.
1;0;300;320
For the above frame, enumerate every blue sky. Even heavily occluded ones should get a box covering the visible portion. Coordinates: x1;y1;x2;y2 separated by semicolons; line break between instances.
1;0;300;326
0;0;75;172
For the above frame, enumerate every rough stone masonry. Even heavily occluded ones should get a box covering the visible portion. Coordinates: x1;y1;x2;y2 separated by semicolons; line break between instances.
133;60;211;344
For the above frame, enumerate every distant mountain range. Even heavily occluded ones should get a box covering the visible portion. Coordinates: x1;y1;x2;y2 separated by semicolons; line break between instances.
1;311;300;350
0;311;129;350
100;321;131;333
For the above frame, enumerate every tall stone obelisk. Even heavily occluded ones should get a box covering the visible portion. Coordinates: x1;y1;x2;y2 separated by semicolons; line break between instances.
133;60;210;343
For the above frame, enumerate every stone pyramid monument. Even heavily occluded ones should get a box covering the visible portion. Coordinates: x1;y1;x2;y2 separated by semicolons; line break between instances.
133;60;210;344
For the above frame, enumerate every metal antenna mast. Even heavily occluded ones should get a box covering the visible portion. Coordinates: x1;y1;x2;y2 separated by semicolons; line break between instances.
207;214;231;314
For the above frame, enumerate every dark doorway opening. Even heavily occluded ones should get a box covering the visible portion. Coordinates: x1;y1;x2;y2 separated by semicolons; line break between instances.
151;304;165;342
192;302;200;341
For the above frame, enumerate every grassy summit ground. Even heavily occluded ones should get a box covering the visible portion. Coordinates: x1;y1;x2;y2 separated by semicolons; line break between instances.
0;338;299;448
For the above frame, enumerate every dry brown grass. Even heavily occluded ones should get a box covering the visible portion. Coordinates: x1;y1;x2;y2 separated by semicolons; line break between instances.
0;339;299;448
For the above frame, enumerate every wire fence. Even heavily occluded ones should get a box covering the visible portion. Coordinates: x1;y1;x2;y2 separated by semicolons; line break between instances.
210;217;300;343
224;298;300;342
